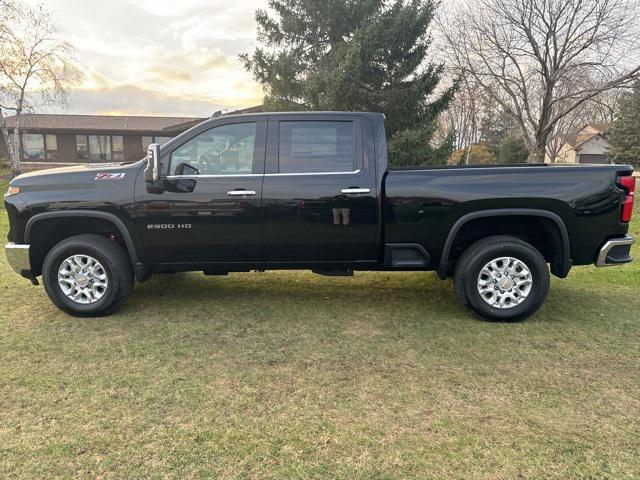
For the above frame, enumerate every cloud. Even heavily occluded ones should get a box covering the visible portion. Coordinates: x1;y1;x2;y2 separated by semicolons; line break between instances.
66;84;261;117
125;0;215;17
198;54;235;71
144;66;194;83
21;0;267;116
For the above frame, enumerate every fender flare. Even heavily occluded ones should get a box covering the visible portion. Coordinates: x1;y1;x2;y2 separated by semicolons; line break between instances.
437;208;572;279
25;210;141;267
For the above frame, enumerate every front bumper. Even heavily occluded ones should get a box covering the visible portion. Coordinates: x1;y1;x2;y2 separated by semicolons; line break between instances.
596;235;635;267
4;243;32;278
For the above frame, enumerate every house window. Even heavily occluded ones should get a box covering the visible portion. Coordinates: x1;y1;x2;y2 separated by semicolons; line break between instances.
21;134;45;160
21;133;59;161
76;135;89;160
89;135;111;161
76;135;126;162
45;134;58;161
112;135;124;161
142;136;153;152
142;135;173;152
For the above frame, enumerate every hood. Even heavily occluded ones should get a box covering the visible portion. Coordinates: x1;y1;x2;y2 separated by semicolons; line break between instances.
10;160;145;186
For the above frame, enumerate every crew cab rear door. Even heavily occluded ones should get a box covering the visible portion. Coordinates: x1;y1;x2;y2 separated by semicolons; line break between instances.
261;114;378;264
134;118;267;264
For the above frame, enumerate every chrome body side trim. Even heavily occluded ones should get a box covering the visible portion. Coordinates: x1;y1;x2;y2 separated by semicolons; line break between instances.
265;170;361;177
166;174;263;179
165;170;361;180
596;235;635;267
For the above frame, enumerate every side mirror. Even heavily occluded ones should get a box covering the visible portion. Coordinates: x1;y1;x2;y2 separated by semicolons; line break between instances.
144;143;161;182
144;143;165;193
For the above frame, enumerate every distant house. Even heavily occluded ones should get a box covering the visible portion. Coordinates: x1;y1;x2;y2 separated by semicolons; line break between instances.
551;123;611;164
0;105;263;164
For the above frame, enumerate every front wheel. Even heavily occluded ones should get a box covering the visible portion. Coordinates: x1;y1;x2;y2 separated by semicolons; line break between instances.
454;236;550;322
42;234;134;317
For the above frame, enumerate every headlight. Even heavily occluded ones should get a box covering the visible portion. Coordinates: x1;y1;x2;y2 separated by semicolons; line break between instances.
4;186;19;197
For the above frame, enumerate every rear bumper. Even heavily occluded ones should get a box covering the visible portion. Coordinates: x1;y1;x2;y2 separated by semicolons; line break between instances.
4;243;32;278
596;235;635;267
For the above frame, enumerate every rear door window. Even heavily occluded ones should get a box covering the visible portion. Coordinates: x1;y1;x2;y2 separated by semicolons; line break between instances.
278;121;355;173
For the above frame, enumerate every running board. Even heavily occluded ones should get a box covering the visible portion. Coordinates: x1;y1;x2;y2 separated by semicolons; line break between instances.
384;243;431;269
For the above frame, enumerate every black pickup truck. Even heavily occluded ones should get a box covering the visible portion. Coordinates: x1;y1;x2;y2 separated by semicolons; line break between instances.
4;112;636;320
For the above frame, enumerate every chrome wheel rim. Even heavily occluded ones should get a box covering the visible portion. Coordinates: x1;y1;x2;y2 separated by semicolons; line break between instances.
57;255;109;305
477;257;533;309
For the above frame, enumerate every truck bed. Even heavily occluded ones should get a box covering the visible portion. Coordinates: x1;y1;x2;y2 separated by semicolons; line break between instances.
384;163;633;270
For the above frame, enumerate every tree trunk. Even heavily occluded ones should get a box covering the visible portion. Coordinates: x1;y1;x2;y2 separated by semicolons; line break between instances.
0;110;11;171
10;126;20;177
0;108;23;177
529;145;546;163
529;130;549;164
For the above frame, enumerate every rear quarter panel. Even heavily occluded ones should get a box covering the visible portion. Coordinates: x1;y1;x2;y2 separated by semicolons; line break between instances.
384;165;632;267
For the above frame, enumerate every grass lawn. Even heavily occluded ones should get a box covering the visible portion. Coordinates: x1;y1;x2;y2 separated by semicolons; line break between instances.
0;169;639;479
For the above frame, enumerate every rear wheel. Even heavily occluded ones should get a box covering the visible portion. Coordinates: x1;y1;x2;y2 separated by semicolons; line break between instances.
42;234;134;317
454;236;550;322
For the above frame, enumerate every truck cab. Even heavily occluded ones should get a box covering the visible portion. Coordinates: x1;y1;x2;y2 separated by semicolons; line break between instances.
136;112;380;269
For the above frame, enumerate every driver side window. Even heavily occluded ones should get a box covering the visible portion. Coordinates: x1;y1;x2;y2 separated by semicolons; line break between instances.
169;122;257;176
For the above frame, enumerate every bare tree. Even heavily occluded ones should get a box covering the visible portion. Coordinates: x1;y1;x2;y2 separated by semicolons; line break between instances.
437;76;481;164
545;88;624;161
0;1;78;176
439;0;640;162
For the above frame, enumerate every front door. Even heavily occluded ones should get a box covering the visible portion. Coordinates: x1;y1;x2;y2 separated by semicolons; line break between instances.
135;119;267;264
261;115;378;265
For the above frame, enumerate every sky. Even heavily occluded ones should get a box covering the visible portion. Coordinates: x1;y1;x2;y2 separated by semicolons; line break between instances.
22;0;268;117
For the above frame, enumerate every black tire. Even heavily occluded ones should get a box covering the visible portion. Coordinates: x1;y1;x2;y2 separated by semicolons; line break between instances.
42;234;134;317
454;235;550;322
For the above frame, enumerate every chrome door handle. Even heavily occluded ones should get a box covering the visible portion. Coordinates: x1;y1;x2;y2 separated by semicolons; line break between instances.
341;188;370;194
227;190;256;196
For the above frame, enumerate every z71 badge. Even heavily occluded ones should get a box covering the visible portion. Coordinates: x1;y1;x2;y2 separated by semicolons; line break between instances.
95;172;126;180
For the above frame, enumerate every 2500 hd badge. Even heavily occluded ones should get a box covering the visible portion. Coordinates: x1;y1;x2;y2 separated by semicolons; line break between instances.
147;224;192;230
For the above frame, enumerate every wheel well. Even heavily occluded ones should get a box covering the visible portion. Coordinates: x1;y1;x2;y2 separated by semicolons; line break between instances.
28;217;131;277
446;215;567;277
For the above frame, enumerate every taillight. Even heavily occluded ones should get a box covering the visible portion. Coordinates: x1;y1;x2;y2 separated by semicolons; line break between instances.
619;175;635;223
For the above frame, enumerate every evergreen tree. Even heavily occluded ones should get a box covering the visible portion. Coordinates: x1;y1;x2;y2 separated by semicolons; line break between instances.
497;135;529;164
241;0;456;166
479;103;516;159
609;81;640;169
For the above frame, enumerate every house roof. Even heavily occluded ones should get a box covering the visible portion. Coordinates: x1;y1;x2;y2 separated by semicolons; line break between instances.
3;114;205;133
565;123;612;149
3;106;265;134
585;123;612;133
566;132;598;148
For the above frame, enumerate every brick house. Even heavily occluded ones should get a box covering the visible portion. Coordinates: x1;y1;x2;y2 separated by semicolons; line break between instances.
0;114;208;164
